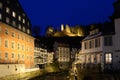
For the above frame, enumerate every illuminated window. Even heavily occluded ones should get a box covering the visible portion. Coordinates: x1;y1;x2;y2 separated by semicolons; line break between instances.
11;41;15;49
0;2;2;9
12;11;16;18
5;29;9;35
5;52;8;60
105;53;112;64
12;53;14;59
0;37;1;45
0;14;1;19
6;7;10;13
18;16;21;21
6;17;10;23
12;32;15;37
18;24;21;30
23;19;25;23
5;40;9;48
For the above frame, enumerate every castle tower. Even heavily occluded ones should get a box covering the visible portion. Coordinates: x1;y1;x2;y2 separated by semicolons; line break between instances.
61;24;64;31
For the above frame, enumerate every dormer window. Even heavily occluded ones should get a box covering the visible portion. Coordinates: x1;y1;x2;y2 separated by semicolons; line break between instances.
23;27;25;32
12;11;16;18
6;7;10;13
95;29;99;34
18;24;21;30
18;16;21;21
23;19;25;24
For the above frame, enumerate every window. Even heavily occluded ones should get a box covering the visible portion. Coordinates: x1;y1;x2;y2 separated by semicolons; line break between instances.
22;55;24;60
18;34;20;39
5;40;8;48
84;42;87;49
91;40;94;48
95;29;99;33
27;29;30;34
18;16;21;21
104;36;113;46
12;11;16;17
0;13;2;20
27;22;30;27
23;27;25;32
0;2;2;9
105;53;112;64
12;53;14;59
22;36;24;40
0;37;1;45
12;32;15;37
6;7;10;13
5;52;8;59
18;43;20;50
23;19;25;24
22;44;24;50
95;38;100;48
12;21;16;27
89;41;92;49
18;24;21;30
18;54;20;60
6;17;10;23
11;41;15;49
5;29;9;35
0;26;1;32
23;13;25;16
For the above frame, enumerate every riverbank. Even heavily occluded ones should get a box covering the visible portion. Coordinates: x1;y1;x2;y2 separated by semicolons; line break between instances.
0;69;42;80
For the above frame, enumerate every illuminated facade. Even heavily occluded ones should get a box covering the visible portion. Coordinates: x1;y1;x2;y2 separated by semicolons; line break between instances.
0;0;34;69
34;39;48;68
54;42;70;69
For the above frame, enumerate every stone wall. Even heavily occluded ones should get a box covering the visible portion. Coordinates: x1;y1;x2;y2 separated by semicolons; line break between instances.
0;64;41;80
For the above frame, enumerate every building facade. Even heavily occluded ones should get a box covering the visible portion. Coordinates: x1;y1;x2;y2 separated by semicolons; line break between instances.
75;0;120;70
0;0;34;69
54;42;70;69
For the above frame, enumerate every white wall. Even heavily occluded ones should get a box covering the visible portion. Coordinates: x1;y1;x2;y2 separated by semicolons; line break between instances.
0;64;25;77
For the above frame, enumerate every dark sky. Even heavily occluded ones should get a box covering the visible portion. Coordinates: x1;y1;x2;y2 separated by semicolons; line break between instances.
19;0;115;35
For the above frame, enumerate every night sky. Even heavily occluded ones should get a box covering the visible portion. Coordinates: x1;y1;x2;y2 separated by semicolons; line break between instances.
19;0;115;35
